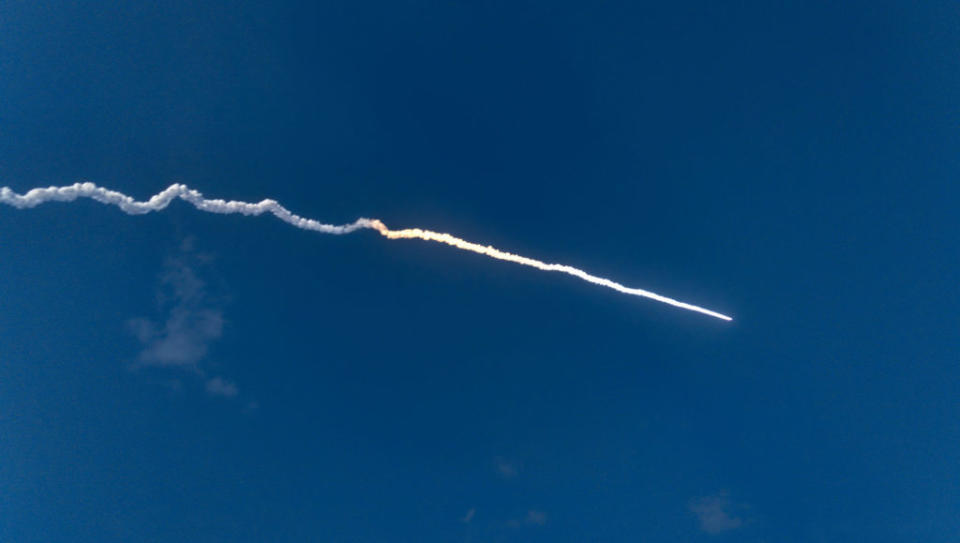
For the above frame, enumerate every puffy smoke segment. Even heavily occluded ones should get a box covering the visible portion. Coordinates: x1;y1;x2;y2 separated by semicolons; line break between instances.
0;183;732;321
0;182;374;233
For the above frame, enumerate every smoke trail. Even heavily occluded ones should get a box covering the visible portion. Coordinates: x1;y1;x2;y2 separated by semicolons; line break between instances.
0;183;732;321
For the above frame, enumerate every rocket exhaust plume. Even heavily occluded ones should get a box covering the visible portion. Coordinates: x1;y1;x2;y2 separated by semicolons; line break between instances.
0;183;732;321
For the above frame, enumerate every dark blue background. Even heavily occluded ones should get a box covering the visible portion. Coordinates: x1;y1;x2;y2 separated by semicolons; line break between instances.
1;2;958;541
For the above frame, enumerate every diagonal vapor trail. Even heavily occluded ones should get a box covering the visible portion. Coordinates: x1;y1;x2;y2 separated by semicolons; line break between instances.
0;182;732;321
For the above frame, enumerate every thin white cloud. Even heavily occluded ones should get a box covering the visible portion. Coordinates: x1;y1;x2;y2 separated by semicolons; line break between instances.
507;509;547;528
128;242;223;368
495;457;520;478
461;508;475;524
128;239;240;398
206;376;238;398
525;510;547;526
128;307;223;367
689;493;743;534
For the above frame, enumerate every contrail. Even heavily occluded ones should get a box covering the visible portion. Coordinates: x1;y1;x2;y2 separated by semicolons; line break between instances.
0;183;732;321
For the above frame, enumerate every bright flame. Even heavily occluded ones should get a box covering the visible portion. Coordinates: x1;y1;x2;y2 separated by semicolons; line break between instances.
0;183;732;321
368;220;732;321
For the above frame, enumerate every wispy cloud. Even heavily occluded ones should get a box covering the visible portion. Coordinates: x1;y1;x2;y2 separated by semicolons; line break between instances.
495;457;520;479
689;493;743;534
128;240;223;368
461;508;476;524
524;510;547;526
205;376;238;398
128;238;238;399
508;510;547;527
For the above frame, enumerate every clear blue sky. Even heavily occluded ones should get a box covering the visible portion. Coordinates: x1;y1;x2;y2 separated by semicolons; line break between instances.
1;2;958;541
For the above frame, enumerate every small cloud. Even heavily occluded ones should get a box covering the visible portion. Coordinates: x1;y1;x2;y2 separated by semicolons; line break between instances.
128;245;224;369
206;376;238;398
689;493;743;534
127;239;245;403
525;510;547;526
495;457;520;478
128;308;223;367
508;509;547;528
461;508;475;523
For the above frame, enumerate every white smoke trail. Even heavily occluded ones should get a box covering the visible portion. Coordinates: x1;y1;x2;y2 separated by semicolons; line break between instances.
0;183;732;321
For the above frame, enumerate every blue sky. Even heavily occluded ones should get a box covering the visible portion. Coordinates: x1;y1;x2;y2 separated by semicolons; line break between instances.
1;2;959;541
